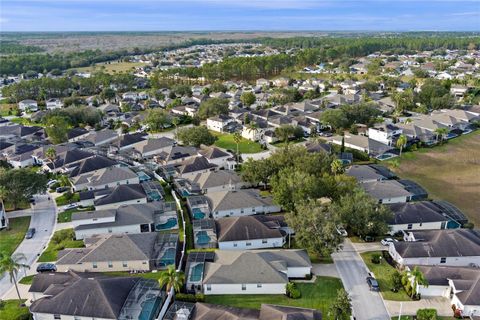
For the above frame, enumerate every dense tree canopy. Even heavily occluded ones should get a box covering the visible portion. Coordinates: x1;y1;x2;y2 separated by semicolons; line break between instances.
176;126;216;147
0;168;48;210
197;98;229;119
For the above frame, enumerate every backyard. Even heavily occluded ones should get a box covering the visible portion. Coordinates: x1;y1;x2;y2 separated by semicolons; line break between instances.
38;228;84;262
387;131;480;226
361;251;410;301
212;132;263;154
0;300;31;320
0;217;31;256
204;276;343;319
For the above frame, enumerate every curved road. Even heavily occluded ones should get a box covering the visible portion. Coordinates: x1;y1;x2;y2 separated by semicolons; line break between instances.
0;194;56;299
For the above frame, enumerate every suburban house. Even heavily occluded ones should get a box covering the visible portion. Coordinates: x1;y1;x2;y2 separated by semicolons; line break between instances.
198;147;235;170
200;249;311;295
56;232;179;272
387;201;467;234
65;155;119;178
412;266;480;318
71;166;140;191
93;184;149;210
46;98;64;110
164;302;322;320
72;202;177;239
346;164;396;183
368;123;403;146
193;219;218;249
206;115;235;132
389;229;480;267
181;170;246;195
29;273;165;320
216;215;289;250
81;129;118;146
187;196;212;220
131;137;176;159
175;156;218;179
361;179;428;204
67;127;90;142
327;134;392;156
205;189;281;218
154;145;198;166
18;99;38;111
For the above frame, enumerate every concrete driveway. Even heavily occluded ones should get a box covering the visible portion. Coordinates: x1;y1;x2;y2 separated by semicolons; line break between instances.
386;297;453;317
0;194;57;299
332;239;390;320
351;241;386;253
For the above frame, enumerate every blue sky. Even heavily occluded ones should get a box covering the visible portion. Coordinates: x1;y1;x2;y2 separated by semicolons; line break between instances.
1;0;479;32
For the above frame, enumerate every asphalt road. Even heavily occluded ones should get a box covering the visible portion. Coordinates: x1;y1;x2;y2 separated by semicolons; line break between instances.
0;194;56;299
332;239;390;320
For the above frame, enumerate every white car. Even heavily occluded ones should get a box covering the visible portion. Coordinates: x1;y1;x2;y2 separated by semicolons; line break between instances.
63;203;78;211
381;238;398;246
336;226;348;237
47;179;57;186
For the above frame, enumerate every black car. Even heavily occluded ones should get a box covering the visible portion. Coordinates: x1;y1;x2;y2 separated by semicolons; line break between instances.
366;276;380;291
25;228;36;239
36;263;57;273
56;186;69;193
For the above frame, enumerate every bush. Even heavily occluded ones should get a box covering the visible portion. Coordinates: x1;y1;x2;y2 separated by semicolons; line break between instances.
391;270;402;290
175;293;205;303
194;293;205;302
371;253;381;264
416;308;437;320
285;282;301;299
463;222;474;229
51;228;75;244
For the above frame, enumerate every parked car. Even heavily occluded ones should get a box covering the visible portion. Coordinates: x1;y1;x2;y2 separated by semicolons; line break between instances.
25;228;36;239
363;235;375;242
63;203;78;211
381;238;398;246
29;197;36;204
56;186;69;193
47;179;57;186
36;263;57;273
336;226;348;237
366;276;380;291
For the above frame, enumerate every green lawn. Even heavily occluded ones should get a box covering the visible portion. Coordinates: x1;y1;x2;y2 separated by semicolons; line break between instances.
102;271;164;280
385;130;480;226
360;251;410;301
212;132;263;154
19;274;34;285
57;206;94;223
38;229;84;262
0;300;31;320
55;193;80;206
0;217;31;256
205;277;343;320
271;138;306;148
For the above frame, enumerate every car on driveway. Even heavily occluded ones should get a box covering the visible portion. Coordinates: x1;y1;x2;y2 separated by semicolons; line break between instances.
63;203;78;211
25;228;36;239
381;238;398;246
366;276;380;291
36;263;57;273
56;186;69;193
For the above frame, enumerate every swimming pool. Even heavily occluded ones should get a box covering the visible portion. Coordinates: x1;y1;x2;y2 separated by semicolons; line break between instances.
159;248;176;267
137;171;152;182
189;263;204;282
196;231;211;245
376;153;398;161
192;208;206;220
155;218;177;230
138;297;161;320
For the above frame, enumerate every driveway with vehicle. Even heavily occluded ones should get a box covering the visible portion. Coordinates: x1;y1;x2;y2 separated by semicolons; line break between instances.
0;194;56;299
332;239;390;320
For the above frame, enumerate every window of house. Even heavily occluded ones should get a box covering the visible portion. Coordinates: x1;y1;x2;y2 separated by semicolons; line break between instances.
407;224;413;230
233;243;237;247
206;285;211;291
54;315;61;320
108;228;112;233
108;261;113;268
92;262;97;268
252;208;256;212
419;223;423;227
122;261;128;267
242;284;246;290
257;284;262;288
262;239;268;244
440;257;447;263
246;242;251;246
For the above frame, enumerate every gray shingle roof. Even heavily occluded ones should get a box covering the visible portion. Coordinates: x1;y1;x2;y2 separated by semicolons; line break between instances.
93;184;146;206
216;216;284;242
206;189;275;212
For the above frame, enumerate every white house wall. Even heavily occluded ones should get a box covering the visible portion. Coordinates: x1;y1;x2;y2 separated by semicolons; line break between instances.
74;224;143;240
204;283;286;295
218;237;285;250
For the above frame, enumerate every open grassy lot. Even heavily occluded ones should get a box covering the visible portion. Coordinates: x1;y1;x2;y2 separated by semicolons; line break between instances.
38;229;84;262
0;217;31;256
205;276;343;319
387;131;480;226
361;251;410;301
212;132;263;154
0;300;31;320
57;206;94;223
72;61;146;74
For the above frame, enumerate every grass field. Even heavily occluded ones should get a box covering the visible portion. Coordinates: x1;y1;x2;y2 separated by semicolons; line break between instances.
0;217;31;256
212;132;263;154
0;300;31;320
38;229;84;262
72;61;146;74
387;131;480;226
204;277;344;319
361;251;410;301
57;206;94;223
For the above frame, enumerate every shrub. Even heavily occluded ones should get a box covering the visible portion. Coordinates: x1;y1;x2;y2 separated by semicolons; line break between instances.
175;293;197;303
285;282;301;299
416;308;437;320
463;222;474;229
371;253;381;264
0;300;5;310
51;228;75;244
391;270;402;290
194;293;205;302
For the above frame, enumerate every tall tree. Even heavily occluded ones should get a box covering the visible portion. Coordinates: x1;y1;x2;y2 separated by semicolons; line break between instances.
45;116;70;144
329;289;352;320
176;126;216;147
240;92;256;107
233;132;242;165
0;168;48;210
0;252;30;300
45;147;57;172
396;134;408;157
158;265;185;293
197;98;229;119
402;266;428;297
145;109;171;132
330;159;344;176
286;199;343;257
0;186;9;228
434;127;449;144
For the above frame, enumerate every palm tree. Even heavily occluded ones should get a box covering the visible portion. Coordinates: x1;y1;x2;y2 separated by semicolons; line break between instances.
396;134;407;157
402;267;428;298
172;117;179;138
233;132;242;165
0;186;9;229
158;265;185;293
0;252;30;300
434;127;449;145
330;159;344;176
45;147;57;172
